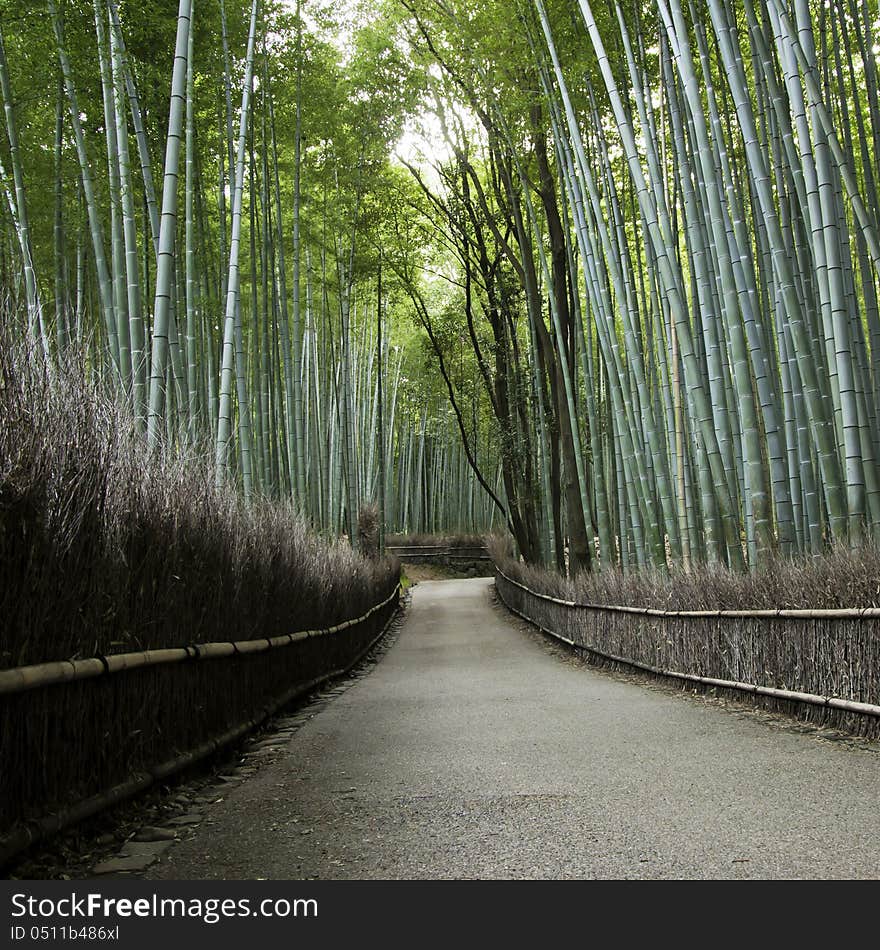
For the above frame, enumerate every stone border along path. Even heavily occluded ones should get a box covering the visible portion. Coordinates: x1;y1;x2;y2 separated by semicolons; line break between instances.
111;576;880;879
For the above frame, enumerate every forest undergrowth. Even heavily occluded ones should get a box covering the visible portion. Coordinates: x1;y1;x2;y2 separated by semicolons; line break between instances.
0;311;399;670
489;535;880;611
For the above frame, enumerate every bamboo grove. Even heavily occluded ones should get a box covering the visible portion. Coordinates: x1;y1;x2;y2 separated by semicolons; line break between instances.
387;0;880;572
1;0;879;573
0;0;500;542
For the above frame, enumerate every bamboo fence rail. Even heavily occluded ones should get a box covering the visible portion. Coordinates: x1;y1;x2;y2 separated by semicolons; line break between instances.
494;567;880;730
387;543;491;563
0;581;402;864
0;583;401;696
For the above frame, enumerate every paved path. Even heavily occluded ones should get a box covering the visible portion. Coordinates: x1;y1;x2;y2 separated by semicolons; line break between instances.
149;578;880;879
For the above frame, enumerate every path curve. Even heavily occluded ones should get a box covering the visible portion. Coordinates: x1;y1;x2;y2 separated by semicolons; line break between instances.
149;578;880;879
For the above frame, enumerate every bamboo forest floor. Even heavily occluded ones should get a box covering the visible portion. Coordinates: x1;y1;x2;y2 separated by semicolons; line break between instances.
402;563;491;582
133;578;880;880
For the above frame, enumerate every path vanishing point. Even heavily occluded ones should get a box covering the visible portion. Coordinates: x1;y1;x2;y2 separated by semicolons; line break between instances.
147;578;880;880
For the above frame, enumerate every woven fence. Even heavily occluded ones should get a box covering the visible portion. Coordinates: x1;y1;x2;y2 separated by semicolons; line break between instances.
0;580;400;864
495;567;880;739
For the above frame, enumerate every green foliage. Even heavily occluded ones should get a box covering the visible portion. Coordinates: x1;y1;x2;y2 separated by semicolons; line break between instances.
5;0;878;572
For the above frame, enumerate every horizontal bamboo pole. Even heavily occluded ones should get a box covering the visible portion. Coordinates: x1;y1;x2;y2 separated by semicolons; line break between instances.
495;567;880;620
389;547;490;558
495;572;880;719
385;544;488;556
0;583;401;697
0;600;401;870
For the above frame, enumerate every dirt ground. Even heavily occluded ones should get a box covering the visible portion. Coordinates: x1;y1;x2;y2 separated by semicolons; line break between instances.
403;563;464;582
402;562;494;583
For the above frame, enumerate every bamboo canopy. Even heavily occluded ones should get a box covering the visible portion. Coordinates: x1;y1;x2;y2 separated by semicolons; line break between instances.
0;0;878;569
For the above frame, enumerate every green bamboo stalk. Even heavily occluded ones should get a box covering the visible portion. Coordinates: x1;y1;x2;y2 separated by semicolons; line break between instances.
53;79;67;356
291;0;307;507
93;0;130;392
184;13;198;438
146;0;192;449
216;0;259;496
109;9;145;426
0;24;49;360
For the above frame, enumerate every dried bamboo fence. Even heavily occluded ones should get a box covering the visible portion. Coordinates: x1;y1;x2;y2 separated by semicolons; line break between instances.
495;567;880;739
387;542;493;577
0;580;401;867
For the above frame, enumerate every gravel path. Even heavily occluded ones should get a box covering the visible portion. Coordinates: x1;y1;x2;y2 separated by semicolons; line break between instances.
148;577;880;880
